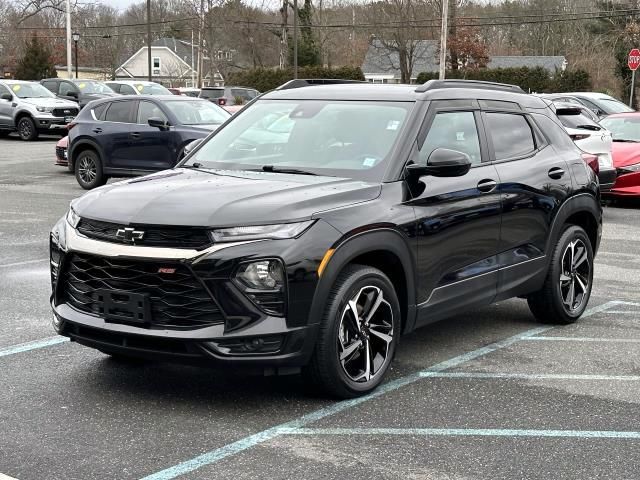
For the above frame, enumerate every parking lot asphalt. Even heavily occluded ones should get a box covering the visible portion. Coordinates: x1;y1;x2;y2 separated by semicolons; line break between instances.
1;135;639;480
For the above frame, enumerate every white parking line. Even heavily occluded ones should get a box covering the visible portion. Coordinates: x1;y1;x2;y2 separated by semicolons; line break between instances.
419;372;640;381
0;473;20;480
524;336;640;343
0;258;48;269
0;337;68;358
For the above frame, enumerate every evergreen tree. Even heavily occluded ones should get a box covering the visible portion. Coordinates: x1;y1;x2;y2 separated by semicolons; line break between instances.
14;35;57;80
288;0;320;67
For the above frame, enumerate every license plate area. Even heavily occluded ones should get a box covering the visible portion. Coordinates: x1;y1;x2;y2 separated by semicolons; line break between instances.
64;116;74;123
96;289;150;325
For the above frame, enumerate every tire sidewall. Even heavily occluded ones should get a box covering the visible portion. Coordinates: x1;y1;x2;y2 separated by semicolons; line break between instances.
17;117;37;141
551;226;594;320
322;267;400;396
75;150;103;190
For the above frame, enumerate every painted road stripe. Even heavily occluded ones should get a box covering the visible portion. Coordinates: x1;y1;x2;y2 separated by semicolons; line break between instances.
139;301;619;480
596;310;640;315
282;427;640;439
611;301;640;307
0;473;20;480
419;372;640;381
0;258;48;269
524;336;640;343
0;337;68;358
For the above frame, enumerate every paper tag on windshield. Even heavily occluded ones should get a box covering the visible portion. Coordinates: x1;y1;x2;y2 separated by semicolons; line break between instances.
363;157;376;167
456;132;465;141
387;120;400;131
12;85;20;92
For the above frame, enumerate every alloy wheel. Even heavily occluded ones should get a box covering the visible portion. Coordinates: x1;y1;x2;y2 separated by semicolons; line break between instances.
337;285;394;383
78;156;97;184
559;239;591;312
19;120;32;139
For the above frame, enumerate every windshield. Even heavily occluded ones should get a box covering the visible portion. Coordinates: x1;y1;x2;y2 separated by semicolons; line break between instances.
134;83;172;95
164;100;229;125
200;89;224;99
186;99;411;181
75;81;114;94
600;117;640;141
599;98;634;114
9;83;55;99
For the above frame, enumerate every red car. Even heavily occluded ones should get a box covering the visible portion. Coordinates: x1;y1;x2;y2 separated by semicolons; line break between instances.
600;113;640;197
55;136;68;167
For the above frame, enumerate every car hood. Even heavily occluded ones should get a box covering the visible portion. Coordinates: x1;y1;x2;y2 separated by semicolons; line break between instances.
81;92;118;100
73;169;381;227
181;124;222;133
611;142;640;167
21;97;78;108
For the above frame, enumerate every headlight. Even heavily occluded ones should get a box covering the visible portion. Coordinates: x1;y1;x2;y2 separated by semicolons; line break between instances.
36;106;53;113
618;162;640;174
210;220;314;242
66;207;80;228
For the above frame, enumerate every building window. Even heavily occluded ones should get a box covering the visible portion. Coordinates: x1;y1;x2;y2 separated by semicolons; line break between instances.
152;57;160;69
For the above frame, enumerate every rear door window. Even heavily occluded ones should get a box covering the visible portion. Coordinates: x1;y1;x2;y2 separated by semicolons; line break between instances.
104;101;134;123
484;113;536;160
42;80;58;93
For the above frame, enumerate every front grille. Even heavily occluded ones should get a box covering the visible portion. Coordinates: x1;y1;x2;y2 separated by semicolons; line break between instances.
55;146;67;160
77;218;212;249
52;107;79;117
62;253;224;329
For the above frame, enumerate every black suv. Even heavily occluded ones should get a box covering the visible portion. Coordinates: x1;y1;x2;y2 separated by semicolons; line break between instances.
67;95;230;189
50;80;602;398
41;79;117;109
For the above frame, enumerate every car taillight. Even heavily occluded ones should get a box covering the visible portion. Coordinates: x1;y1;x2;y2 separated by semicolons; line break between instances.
217;98;226;106
570;133;591;141
67;122;77;131
581;153;599;174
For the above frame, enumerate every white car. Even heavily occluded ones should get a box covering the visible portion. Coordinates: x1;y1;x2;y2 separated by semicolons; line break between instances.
104;80;172;96
554;102;616;191
560;92;634;118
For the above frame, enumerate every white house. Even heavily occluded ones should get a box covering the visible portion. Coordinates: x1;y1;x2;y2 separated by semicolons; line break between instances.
115;38;225;87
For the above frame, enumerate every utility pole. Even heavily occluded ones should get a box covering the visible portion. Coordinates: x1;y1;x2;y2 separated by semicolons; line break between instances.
438;0;449;80
66;0;72;79
279;0;288;69
293;0;298;78
147;0;152;81
197;0;204;87
191;29;195;87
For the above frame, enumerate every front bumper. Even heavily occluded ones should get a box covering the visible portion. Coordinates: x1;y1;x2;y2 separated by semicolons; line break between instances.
35;116;73;131
598;166;617;192
49;217;335;370
603;170;640;197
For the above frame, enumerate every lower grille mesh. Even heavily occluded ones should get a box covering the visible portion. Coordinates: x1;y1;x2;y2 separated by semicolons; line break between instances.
62;253;224;329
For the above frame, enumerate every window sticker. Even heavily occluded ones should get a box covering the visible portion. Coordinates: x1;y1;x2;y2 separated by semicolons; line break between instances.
387;120;400;131
136;84;144;92
456;131;465;141
12;85;20;92
362;157;377;167
78;83;86;89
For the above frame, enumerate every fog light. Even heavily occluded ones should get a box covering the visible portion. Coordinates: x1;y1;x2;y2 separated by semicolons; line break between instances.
235;260;284;290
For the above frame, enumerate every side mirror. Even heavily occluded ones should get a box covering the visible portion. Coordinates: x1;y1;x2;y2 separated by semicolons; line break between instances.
148;117;170;131
0;93;12;101
406;148;472;178
183;138;202;156
68;90;79;98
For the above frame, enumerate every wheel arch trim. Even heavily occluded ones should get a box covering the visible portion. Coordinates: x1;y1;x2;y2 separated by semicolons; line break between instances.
69;138;105;168
546;193;602;256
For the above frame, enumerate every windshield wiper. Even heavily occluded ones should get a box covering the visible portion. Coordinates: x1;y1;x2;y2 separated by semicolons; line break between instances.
612;138;640;142
260;165;318;176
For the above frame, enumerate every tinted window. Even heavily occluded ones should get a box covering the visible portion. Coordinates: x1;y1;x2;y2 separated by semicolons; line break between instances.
600;98;635;114
0;84;11;97
59;82;77;96
600;116;640;142
104;101;133;123
485;113;535;160
92;103;108;121
106;83;120;93
75;80;114;94
164;100;228;125
231;88;249;99
42;81;57;93
119;84;136;95
557;113;601;130
137;101;167;124
420;111;482;165
200;88;224;99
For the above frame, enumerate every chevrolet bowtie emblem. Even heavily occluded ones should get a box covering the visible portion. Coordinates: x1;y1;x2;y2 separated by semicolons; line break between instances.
115;227;145;243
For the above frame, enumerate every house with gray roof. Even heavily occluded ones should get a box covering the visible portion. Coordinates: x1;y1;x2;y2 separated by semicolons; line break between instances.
362;39;567;83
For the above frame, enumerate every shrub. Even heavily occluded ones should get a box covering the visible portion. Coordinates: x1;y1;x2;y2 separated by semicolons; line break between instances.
226;66;365;92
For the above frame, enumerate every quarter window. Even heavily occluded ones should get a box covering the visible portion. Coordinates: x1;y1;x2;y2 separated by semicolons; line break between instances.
92;103;108;121
120;84;136;95
484;113;536;160
420;111;482;165
104;101;133;123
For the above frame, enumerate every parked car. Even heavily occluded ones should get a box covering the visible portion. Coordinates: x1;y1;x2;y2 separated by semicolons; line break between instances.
560;92;634;118
600;112;640;197
177;87;200;97
67;95;230;189
55;136;68;166
105;81;172;96
41;79;117;109
552;101;616;191
0;80;79;140
199;86;259;106
51;80;602;398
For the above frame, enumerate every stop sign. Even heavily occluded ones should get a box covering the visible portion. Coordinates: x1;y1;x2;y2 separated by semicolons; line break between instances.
629;48;640;71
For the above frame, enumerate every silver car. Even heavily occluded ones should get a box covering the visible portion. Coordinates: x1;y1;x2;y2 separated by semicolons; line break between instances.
0;80;80;140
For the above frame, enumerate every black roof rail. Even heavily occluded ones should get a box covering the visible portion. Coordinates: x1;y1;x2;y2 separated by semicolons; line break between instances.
415;79;525;94
276;78;368;90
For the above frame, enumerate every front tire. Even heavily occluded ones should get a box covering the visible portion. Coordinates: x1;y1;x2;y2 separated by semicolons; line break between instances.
305;265;400;399
75;150;107;190
17;116;38;141
528;225;594;324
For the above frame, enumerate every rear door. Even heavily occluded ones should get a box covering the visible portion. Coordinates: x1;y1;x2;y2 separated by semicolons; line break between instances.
127;100;174;170
100;100;136;169
409;100;502;326
0;84;15;128
485;105;572;300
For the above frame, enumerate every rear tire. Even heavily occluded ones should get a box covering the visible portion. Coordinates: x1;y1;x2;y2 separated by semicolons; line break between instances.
75;149;107;190
17;116;38;141
304;265;400;399
528;225;593;324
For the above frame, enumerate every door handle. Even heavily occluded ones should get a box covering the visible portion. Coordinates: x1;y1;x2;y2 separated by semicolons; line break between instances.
548;167;565;179
92;128;102;134
477;179;498;193
130;132;141;139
